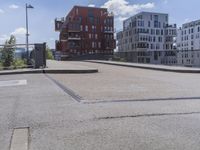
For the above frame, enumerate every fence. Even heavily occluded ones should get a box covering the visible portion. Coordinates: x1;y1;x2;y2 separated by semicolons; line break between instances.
115;49;200;67
0;43;46;70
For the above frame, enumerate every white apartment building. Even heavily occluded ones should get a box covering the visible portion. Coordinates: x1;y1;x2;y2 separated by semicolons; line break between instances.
117;12;177;65
177;20;200;67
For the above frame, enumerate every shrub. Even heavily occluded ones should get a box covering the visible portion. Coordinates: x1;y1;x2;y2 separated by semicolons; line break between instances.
46;47;54;60
1;35;16;67
12;59;26;69
0;62;3;70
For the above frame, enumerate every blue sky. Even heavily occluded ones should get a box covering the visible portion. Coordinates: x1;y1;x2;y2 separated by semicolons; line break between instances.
0;0;200;48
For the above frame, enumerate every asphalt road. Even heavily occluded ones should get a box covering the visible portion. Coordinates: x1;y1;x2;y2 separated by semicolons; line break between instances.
49;61;200;101
1;62;200;150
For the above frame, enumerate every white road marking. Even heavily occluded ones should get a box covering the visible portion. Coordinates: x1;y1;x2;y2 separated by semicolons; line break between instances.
10;128;29;150
0;80;27;87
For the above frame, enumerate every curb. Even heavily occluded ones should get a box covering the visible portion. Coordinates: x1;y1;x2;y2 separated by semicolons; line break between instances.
85;60;200;73
0;68;98;75
0;69;43;75
43;69;98;74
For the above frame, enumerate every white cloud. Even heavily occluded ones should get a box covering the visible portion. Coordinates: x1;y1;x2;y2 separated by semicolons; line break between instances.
118;16;128;22
101;0;155;31
88;4;95;7
11;27;26;36
101;0;155;22
0;34;9;43
0;9;5;14
0;28;26;43
9;4;19;9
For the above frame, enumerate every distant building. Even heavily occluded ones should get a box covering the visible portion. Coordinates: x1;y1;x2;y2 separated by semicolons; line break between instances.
55;6;116;60
0;48;26;60
177;20;200;67
117;12;177;65
14;48;26;59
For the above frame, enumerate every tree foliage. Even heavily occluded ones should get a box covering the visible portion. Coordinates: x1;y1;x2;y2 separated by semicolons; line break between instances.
46;46;54;60
1;35;16;67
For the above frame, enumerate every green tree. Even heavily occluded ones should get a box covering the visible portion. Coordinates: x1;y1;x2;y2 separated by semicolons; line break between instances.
46;46;54;60
1;35;16;67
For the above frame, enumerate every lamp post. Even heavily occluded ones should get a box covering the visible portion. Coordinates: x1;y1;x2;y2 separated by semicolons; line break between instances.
26;3;34;64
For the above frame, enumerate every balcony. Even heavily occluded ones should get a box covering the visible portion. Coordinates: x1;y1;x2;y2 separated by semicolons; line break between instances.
68;45;80;49
68;41;80;49
68;37;81;40
55;18;64;31
68;23;80;32
68;29;81;33
104;29;115;34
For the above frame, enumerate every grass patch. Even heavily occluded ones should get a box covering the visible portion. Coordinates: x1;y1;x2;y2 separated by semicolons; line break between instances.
12;59;27;69
0;59;27;70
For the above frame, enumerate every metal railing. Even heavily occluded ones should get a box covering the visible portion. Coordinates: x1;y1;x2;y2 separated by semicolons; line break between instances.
0;43;46;70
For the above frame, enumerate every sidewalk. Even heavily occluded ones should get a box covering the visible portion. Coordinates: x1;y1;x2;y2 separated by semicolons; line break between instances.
0;60;98;75
85;60;200;73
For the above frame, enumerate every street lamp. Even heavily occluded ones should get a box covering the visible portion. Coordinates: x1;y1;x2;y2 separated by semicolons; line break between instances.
26;3;34;65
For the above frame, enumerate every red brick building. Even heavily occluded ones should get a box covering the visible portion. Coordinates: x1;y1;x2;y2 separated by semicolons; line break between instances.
55;6;116;59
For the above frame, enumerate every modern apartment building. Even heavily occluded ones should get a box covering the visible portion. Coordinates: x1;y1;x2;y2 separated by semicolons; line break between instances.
55;6;116;59
177;20;200;67
117;12;177;65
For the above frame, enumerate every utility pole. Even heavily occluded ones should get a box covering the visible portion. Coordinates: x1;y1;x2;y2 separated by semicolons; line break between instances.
25;3;34;65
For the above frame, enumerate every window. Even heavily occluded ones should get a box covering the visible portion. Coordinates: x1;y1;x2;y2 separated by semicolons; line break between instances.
92;42;95;48
89;17;94;24
165;16;168;22
98;42;101;48
76;8;79;15
156;29;160;35
158;37;162;42
85;25;88;32
161;30;163;35
154;21;159;28
148;21;151;27
88;9;94;17
154;15;158;21
153;36;156;42
92;25;95;32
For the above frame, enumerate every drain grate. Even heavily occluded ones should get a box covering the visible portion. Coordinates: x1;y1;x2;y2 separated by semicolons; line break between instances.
45;74;83;102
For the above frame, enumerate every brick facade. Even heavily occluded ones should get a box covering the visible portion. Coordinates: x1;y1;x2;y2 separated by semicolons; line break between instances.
55;6;116;59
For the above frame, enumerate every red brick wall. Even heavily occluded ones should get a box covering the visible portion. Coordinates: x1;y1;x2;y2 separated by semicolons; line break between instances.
57;6;116;57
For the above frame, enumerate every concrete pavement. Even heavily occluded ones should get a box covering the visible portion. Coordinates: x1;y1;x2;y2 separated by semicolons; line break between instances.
1;62;200;149
48;61;200;101
85;60;200;73
0;60;98;75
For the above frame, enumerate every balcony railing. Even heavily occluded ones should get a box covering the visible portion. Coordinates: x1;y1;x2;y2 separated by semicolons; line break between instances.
55;18;64;31
104;28;116;33
68;37;81;40
68;45;80;49
68;28;80;32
